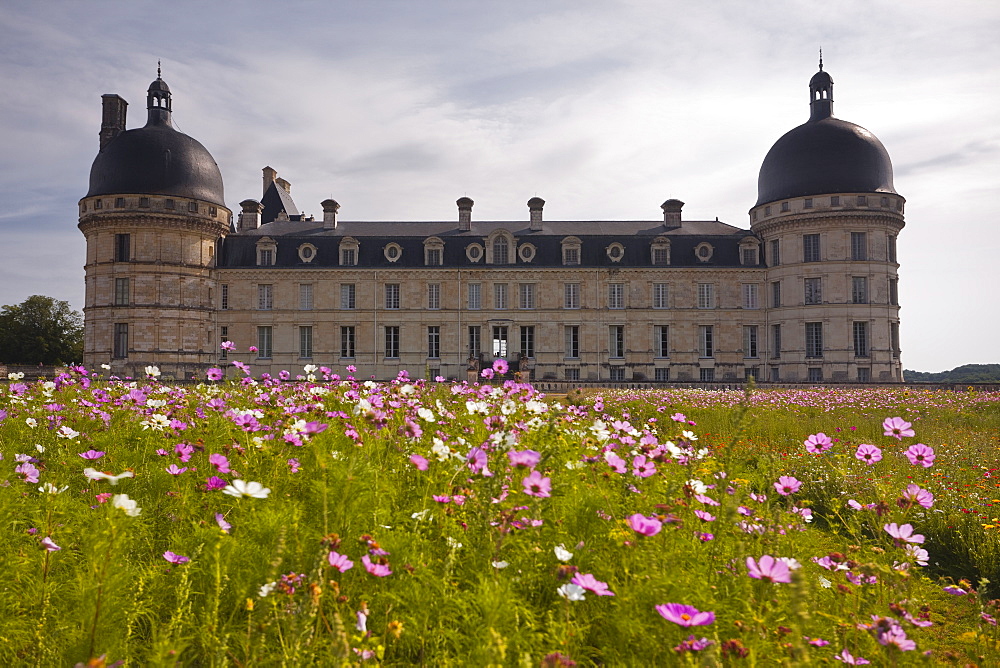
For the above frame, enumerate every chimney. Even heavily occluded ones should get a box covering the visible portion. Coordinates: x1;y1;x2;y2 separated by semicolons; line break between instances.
238;199;263;231
275;177;291;193
661;199;684;228
457;197;474;231
262;166;277;195
527;197;545;231
100;94;128;150
321;199;340;230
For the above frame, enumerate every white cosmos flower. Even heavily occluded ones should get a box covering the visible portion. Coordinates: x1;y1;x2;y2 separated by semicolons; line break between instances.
554;544;573;562
25;418;37;428
222;479;271;499
84;468;135;485
57;426;80;440
416;407;436;422
7;372;24;380
100;364;111;370
112;493;141;516
302;364;318;374
491;560;509;569
557;583;586;601
258;581;276;597
35;444;45;453
144;365;161;378
39;482;69;494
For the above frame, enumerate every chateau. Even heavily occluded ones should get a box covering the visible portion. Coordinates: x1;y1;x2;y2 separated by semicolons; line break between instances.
78;62;904;382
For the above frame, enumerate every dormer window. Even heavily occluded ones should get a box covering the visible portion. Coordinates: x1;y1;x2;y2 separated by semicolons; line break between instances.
188;202;199;213
606;242;625;263
384;243;402;262
561;236;582;265
739;237;760;266
493;236;509;264
339;237;359;266
780;201;789;212
465;243;483;262
650;237;671;265
518;243;536;263
424;237;444;266
486;230;515;265
256;237;277;266
694;242;714;262
298;243;317;263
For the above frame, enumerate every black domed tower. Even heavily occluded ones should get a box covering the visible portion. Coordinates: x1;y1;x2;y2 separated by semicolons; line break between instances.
78;70;232;378
751;59;904;383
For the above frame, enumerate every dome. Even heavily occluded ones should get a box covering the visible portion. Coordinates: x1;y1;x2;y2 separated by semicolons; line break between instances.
86;77;225;207
755;67;896;207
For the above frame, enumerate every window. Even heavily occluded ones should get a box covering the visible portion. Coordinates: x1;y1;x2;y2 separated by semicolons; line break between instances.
257;326;273;358
652;246;670;265
95;199;103;210
831;196;840;207
697;283;713;309
853;321;869;358
808;367;823;382
742;247;758;265
385;243;402;262
468;326;481;358
492;326;508;358
851;232;868;261
857;195;867;206
114;233;130;262
803;234;821;262
804;198;813;209
743;284;759;309
139;197;149;208
164;199;174;210
113;323;128;358
744;325;759;358
221;284;229;310
428;326;441;358
858;367;871;382
804;277;822;305
519;283;536;309
770;367;780;382
695;243;714;261
565;326;580;359
518;244;536;263
340;248;356;266
385;284;400;309
699;325;714;358
520;326;535;358
298;244;316;263
805;322;823;358
655;325;669;358
608;284;624;309
771;324;781;359
889;278;898;306
220;326;229;359
468;283;481;310
428;283;441;310
465;244;482;262
769;239;780;266
258;284;273;310
563;245;580;266
426;248;442;266
746;367;760;381
764;206;771;216
339;326;355;358
700;368;715;382
887;235;897;263
607;243;624;262
890;322;900;358
610;367;625;381
385;326;400;358
609;326;625;358
565;368;580;381
209;206;218;217
114;277;129;306
852;277;868;304
655;367;670;382
300;326;313;359
494;283;508;310
300;284;314;310
771;281;781;308
115;197;125;208
188;201;199;213
780;201;789;212
653;283;669;309
493;237;509;265
341;284;356;310
564;283;580;309
258;249;274;266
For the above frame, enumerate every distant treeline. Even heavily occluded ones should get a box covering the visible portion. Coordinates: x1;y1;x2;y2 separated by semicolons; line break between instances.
905;364;1000;383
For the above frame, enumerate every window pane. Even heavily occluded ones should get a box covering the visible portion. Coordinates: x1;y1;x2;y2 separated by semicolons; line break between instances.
299;326;313;358
803;234;820;262
468;283;481;310
653;283;668;309
300;284;314;310
564;283;580;309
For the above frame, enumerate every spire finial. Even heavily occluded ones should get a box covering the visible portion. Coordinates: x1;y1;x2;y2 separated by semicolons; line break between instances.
157;60;161;79
818;48;823;71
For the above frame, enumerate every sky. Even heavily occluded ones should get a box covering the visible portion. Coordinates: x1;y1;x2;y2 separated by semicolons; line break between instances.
0;0;997;373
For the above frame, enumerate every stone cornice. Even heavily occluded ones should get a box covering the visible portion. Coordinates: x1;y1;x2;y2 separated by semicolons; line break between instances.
79;214;229;237
751;211;904;236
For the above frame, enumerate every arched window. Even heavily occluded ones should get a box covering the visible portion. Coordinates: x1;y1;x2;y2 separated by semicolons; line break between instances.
493;236;509;264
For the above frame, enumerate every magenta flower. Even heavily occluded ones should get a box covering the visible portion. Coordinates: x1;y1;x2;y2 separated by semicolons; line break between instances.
834;649;871;664
693;510;715;522
287;458;301;473
248;346;258;353
467;447;489;475
78;450;106;460
884;523;924;545
346;364;357;373
165;464;187;475
41;536;61;552
883;416;915;440
492;358;509;374
605;452;627;473
632;455;656;477
204;476;227;491
674;636;713;653
746;555;792;583
671;412;687;423
522;470;552;498
943;585;967;595
773;476;802;496
361;555;391;577
876;625;916;651
480;368;495;379
570;572;615;596
900;483;934;509
904;443;935;467
215;513;231;533
209;453;231;473
627;513;662;536
219;340;235;351
508;449;541;469
855;444;882;465
804;432;833;453
328;551;354;573
15;462;40;484
409;454;429;470
656;603;715;627
206;367;224;381
163;551;190;564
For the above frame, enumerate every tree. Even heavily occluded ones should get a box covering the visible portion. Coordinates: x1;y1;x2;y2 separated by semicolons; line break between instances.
0;295;83;365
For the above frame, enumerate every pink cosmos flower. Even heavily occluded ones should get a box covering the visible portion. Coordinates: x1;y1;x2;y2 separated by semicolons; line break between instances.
248;346;258;353
695;494;720;506
904;443;935;467
328;551;354;573
508;450;541;469
15;462;40;484
627;513;662;536
165;464;187;475
287;458;301;473
693;510;715;522
773;476;802;496
163;551;190;564
206;368;224;381
656;603;715;627
697;532;714;542
492;358;509;374
746;555;792;583
834;649;870;664
361;555;391;577
876;625;916;651
883;417;915;440
346;365;357;373
884;522;924;545
855;444;882;465
467;447;490;475
674;636;713;652
480;368;495;380
41;536;61;552
605;452;627;473
943;585;967;595
804;432;833;453
409;454;429;470
78;450;106;460
204;476;227;491
632;455;656;477
671;413;687;423
209;453;230;473
570;572;615;596
522;470;552;497
899;483;934;509
215;513;231;533
806;637;830;647
219;340;235;351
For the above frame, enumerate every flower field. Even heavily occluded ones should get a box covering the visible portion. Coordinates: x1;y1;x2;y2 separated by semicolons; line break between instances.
3;364;1000;666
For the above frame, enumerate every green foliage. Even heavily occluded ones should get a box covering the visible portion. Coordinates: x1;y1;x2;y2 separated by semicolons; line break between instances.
0;295;83;364
906;364;1000;383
